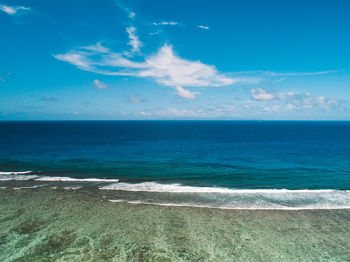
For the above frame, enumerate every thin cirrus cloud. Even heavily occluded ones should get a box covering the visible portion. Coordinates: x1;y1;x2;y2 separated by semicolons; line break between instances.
198;25;210;30
0;3;30;15
268;70;339;77
233;70;338;78
54;27;241;99
152;21;178;26
126;27;142;53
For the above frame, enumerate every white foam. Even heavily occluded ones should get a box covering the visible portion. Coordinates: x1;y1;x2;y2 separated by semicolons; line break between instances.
13;185;46;190
64;186;82;190
0;171;32;175
103;182;350;210
100;182;334;194
35;176;119;182
0;175;39;181
108;199;350;210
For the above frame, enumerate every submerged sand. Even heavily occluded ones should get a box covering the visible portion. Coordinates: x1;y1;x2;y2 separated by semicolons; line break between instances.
0;187;350;261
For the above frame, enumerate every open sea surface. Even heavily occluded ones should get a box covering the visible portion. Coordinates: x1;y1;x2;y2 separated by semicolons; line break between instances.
1;121;350;261
1;120;350;210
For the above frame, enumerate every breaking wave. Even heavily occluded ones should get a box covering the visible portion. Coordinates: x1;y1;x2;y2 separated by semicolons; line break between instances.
99;182;334;194
101;182;350;210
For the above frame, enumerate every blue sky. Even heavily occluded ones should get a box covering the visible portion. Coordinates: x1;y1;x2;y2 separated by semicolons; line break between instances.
1;0;350;120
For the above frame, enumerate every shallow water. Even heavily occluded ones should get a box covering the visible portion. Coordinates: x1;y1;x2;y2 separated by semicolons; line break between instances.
1;187;350;261
1;121;350;260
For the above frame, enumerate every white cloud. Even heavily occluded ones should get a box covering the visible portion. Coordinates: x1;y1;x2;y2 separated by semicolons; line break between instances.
198;25;209;30
250;89;344;113
285;103;295;110
55;35;240;99
175;86;198;99
129;12;135;19
140;44;237;87
83;42;110;53
140;111;151;116
152;21;178;26
0;4;30;15
155;108;197;117
93;79;107;89
262;105;280;112
251;88;276;101
126;27;142;53
55;53;93;71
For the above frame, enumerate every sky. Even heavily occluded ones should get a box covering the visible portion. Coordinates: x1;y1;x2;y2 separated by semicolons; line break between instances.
1;0;350;120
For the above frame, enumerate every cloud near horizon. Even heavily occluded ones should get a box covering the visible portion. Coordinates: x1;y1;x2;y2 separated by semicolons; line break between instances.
250;88;345;112
251;88;276;101
54;28;241;99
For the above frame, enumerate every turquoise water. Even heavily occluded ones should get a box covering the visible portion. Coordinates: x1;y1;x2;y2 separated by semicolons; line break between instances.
0;187;350;261
1;121;350;209
1;121;350;260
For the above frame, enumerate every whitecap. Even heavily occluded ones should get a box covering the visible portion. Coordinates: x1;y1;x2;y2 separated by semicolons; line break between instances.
35;176;119;182
108;199;350;210
0;175;39;181
0;171;32;175
99;182;334;194
63;186;82;190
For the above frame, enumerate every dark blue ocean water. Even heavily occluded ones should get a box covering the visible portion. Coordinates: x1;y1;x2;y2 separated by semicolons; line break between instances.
1;121;350;190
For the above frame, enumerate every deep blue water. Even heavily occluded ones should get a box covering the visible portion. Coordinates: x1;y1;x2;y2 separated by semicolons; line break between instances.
1;121;350;189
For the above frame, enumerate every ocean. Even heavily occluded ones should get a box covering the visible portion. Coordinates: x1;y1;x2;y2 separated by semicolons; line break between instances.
1;120;350;209
1;121;350;261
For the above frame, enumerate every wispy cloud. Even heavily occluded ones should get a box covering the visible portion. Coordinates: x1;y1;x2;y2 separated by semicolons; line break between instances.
235;70;339;78
93;79;107;89
198;25;209;30
152;21;178;26
126;27;142;53
268;70;339;77
0;3;30;15
54;29;242;99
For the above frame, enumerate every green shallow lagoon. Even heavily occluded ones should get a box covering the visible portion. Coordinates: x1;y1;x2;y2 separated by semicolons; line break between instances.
1;187;350;262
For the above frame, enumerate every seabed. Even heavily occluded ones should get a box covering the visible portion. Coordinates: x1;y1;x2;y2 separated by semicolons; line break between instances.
1;187;350;262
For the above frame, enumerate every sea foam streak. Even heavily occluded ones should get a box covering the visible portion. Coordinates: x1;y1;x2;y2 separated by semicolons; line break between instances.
35;176;119;182
99;182;334;193
0;175;39;181
102;182;350;210
108;199;350;210
0;171;33;175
